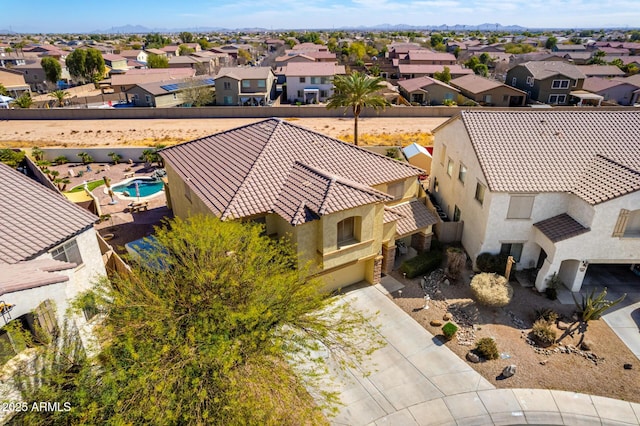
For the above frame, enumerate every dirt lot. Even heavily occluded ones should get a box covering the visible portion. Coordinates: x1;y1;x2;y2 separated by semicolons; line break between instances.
0;117;448;148
389;267;640;404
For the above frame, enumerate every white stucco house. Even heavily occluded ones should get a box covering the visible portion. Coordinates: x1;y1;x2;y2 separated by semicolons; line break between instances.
430;110;640;292
0;162;107;362
283;62;346;104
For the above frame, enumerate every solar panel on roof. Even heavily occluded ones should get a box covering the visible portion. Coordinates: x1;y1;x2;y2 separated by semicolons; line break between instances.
160;84;179;92
204;78;215;85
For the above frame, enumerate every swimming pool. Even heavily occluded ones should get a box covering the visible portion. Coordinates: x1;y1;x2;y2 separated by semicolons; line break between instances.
111;178;164;199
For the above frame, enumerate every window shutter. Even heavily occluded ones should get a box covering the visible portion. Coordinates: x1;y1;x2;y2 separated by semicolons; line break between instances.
612;209;629;237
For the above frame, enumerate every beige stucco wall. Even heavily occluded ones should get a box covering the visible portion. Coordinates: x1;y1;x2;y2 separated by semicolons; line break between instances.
164;162;215;219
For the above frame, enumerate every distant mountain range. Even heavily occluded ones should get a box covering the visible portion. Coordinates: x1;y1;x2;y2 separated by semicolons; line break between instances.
93;23;535;34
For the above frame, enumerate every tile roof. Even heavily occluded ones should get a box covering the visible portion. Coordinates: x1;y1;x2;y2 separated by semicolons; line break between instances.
534;213;590;242
386;200;439;237
0;259;75;296
214;67;274;80
283;62;346;77
0;163;97;264
450;74;526;95
161;119;423;224
111;68;196;86
572;155;640;205
576;65;625;77
272;162;391;226
407;50;456;62
583;76;629;93
451;110;640;203
519;61;586;80
135;75;215;96
398;64;474;76
397;76;458;93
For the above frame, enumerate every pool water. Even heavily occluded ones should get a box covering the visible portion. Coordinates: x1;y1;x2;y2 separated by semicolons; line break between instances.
112;179;164;198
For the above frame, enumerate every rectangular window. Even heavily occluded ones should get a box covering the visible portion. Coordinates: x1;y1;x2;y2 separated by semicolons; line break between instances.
453;205;461;222
511;77;517;86
526;76;534;86
387;181;404;200
446;158;454;177
242;80;250;88
503;95;509;102
500;243;523;262
439;144;447;165
223;95;233;105
548;94;566;104
257;79;266;88
299;77;306;83
552;79;570;89
507;195;535;219
145;95;151;104
320;90;327;98
483;94;492;103
458;163;467;183
310;77;320;84
51;239;83;266
223;81;231;90
474;182;486;205
337;217;355;246
297;90;303;97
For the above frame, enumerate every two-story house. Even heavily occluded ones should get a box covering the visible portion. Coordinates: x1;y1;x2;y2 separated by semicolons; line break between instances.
430;110;640;293
214;67;276;106
0;162;107;365
506;61;586;105
118;49;148;64
283;62;346;104
160;119;438;291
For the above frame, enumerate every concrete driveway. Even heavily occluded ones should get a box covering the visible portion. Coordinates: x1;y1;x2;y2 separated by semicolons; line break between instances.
324;283;640;425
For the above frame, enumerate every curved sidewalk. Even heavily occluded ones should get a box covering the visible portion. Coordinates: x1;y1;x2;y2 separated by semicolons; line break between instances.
326;284;640;425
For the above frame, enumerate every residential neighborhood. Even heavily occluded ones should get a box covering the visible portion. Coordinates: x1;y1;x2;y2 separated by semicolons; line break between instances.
1;15;640;426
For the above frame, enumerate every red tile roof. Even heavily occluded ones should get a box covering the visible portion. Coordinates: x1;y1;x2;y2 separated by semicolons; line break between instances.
0;163;97;263
448;111;640;203
161;119;423;223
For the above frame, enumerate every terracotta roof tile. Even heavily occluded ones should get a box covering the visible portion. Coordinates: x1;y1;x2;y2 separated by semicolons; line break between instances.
387;200;439;237
0;163;97;264
397;76;459;93
456;111;640;203
0;259;75;296
520;61;586;80
573;155;640;205
161;119;423;224
534;213;590;242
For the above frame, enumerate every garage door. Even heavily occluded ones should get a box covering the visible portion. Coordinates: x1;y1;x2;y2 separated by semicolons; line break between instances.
320;261;367;292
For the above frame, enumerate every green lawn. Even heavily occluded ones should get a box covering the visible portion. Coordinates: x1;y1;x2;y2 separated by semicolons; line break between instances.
67;180;105;193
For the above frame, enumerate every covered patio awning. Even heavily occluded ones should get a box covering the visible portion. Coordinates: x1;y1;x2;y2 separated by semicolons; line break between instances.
386;200;439;237
570;90;604;106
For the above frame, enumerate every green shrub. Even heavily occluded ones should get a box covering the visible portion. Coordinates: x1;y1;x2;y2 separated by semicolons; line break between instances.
0;149;26;168
53;155;68;165
534;308;558;323
400;249;444;279
475;337;499;360
442;322;458;340
475;252;513;278
470;273;513;307
531;319;556;346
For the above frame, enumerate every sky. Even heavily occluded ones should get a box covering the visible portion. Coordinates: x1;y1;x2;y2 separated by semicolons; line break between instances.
3;0;640;33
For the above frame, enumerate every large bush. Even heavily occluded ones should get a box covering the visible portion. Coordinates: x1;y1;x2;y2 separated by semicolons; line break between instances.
470;273;513;307
400;249;444;279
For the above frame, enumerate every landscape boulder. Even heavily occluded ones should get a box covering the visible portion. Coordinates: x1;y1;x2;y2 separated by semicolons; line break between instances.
502;364;516;378
430;319;443;327
466;352;480;363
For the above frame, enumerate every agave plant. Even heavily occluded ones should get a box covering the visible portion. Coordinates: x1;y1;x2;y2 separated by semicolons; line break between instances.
573;287;626;322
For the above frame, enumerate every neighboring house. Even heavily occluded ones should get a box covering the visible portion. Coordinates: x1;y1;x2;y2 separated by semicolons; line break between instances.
13;61;50;92
127;76;215;107
397;64;473;80
0;162;107;365
102;54;128;72
214;67;276;106
583;77;638;105
506;61;586;105
160;45;180;57
576;65;626;78
119;49;148;64
160;118;437;291
274;53;316;68
168;55;199;70
397;76;460;105
450;74;527;107
0;54;27;68
430;110;640;293
145;48;167;58
110;68;196;93
0;68;31;97
403;50;457;65
403;143;432;173
552;44;587;53
283;62;346;104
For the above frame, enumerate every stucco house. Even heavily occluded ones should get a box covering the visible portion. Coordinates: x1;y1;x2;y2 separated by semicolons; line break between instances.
0;162;107;362
583;77;639;106
283;62;346;104
118;49;148;64
214;67;276;106
0;68;31;97
397;75;460;105
506;61;586;105
127;75;215;107
160;119;438;291
449;74;527;107
430;110;640;293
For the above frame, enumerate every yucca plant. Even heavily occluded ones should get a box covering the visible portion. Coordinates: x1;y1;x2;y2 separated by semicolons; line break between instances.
573;287;626;322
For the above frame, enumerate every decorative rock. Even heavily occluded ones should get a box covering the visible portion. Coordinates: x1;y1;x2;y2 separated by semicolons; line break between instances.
443;313;452;321
502;365;516;378
444;279;451;286
430;319;443;327
580;340;593;351
624;363;633;370
540;359;548;365
557;321;569;330
466;352;480;363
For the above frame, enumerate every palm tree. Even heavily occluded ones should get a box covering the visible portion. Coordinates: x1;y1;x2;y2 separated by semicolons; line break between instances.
326;71;389;146
11;93;33;109
49;89;70;107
